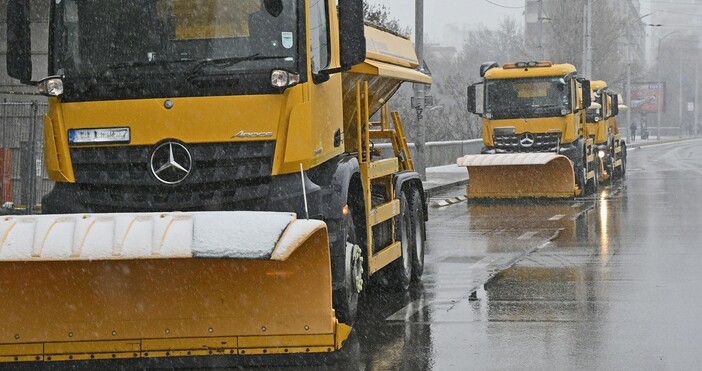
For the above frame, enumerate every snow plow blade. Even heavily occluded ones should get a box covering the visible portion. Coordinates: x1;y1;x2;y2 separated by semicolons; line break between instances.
0;211;350;363
457;153;577;198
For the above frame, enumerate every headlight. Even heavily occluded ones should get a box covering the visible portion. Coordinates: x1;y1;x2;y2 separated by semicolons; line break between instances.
598;150;605;158
38;77;64;97
271;70;300;88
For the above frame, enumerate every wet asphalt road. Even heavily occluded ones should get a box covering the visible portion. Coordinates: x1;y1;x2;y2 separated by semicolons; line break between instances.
330;138;702;370
17;139;702;371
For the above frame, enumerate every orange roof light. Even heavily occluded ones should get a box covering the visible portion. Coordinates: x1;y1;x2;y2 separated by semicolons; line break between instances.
503;60;553;69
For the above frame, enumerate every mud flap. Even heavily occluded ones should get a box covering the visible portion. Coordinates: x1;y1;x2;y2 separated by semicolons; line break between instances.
457;153;577;198
0;212;349;362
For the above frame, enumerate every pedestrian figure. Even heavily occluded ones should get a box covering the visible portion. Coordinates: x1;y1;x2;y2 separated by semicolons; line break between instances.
630;122;637;142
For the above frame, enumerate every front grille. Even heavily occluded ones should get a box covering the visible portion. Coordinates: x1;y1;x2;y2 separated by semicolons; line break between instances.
69;141;275;212
493;132;562;152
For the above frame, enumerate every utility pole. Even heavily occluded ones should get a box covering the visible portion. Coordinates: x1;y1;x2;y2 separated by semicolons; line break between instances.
695;60;699;136
537;0;544;60
584;0;592;80
657;31;678;141
626;43;632;142
414;0;426;180
679;55;683;138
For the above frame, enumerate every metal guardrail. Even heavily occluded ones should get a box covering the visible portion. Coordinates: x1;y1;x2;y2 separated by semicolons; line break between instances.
0;101;51;214
376;139;484;167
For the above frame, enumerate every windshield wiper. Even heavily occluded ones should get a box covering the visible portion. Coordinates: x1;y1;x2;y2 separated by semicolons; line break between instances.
99;59;195;79
534;104;565;108
186;54;293;80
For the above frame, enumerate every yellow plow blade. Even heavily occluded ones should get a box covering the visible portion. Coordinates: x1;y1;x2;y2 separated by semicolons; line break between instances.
0;211;350;363
457;153;577;198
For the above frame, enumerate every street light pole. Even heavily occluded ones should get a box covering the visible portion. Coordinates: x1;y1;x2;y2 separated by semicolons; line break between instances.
414;0;426;180
679;54;683;138
657;31;678;141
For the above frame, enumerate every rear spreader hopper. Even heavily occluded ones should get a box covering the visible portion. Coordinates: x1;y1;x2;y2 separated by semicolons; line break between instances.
0;211;350;362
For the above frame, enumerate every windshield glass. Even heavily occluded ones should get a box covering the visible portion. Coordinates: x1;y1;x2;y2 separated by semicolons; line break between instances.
586;107;602;123
53;0;300;101
485;77;571;120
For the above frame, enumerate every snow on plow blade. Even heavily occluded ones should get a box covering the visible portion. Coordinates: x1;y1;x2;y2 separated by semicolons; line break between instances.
457;153;577;198
0;211;351;363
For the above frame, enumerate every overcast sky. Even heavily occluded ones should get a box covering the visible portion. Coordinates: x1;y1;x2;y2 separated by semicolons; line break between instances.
365;0;525;48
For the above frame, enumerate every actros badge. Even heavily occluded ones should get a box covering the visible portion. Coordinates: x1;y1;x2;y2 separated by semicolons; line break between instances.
150;141;192;185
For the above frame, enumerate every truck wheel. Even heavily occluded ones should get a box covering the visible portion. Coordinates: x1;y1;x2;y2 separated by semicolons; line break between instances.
614;143;627;178
575;163;587;196
585;158;598;195
409;188;425;281
601;149;614;184
333;213;363;325
388;191;413;291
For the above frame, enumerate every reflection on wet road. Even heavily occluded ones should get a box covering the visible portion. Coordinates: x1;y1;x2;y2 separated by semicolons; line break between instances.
331;139;702;370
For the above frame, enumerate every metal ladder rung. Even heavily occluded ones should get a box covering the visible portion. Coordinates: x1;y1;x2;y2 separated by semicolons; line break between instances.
368;199;400;227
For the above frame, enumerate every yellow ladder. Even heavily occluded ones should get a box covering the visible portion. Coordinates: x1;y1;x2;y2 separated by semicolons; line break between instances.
354;80;410;275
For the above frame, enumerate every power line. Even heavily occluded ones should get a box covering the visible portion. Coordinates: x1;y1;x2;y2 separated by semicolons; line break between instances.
484;0;524;9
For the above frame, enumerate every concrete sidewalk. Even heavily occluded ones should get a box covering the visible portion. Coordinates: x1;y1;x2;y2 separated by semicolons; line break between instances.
422;163;468;196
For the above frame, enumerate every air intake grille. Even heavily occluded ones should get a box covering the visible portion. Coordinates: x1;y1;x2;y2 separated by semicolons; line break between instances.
69;141;275;212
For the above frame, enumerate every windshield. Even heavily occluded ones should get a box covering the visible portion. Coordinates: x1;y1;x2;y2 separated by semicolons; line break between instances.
586;107;602;123
485;77;571;120
52;0;301;101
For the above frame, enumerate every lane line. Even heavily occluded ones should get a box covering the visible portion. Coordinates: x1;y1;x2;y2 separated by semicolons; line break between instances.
517;231;538;240
386;255;496;321
548;214;565;221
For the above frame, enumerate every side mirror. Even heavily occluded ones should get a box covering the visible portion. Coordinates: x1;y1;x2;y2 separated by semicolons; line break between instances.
467;83;483;116
479;62;498;78
338;0;366;70
6;0;33;83
610;93;619;116
580;80;591;109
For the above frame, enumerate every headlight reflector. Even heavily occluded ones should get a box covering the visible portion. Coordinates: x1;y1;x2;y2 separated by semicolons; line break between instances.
38;77;64;97
271;70;300;88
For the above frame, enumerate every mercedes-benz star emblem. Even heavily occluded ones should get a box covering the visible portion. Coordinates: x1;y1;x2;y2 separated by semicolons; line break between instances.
150;141;192;185
519;133;535;148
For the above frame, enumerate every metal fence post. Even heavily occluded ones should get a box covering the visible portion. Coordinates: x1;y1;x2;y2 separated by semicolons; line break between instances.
1;99;6;204
25;102;38;214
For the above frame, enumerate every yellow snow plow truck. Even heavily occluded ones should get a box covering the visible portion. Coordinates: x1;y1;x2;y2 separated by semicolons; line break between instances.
459;61;597;198
586;81;627;183
2;0;430;364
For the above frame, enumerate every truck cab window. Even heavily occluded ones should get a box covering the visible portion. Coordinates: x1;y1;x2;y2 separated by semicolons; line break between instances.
309;0;330;75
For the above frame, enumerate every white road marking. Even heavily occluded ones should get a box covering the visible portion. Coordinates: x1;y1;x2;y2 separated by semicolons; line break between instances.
386;255;496;321
517;231;538;240
548;214;565;221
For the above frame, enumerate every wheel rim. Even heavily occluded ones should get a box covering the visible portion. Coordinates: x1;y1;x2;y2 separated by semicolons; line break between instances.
345;214;363;294
348;242;363;294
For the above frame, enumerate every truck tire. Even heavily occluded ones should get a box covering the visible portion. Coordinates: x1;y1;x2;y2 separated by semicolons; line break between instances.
605;153;615;183
333;211;364;325
409;188;425;282
575;162;587;196
586;158;599;195
614;142;627;178
387;191;413;291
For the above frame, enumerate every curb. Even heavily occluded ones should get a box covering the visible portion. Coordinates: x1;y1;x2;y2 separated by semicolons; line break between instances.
629;136;702;150
422;178;468;199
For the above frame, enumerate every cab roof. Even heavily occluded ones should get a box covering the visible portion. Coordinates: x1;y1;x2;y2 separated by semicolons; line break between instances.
484;62;577;80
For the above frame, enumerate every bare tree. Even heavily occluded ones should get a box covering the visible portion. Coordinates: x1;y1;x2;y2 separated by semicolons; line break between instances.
363;2;411;37
536;1;641;85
